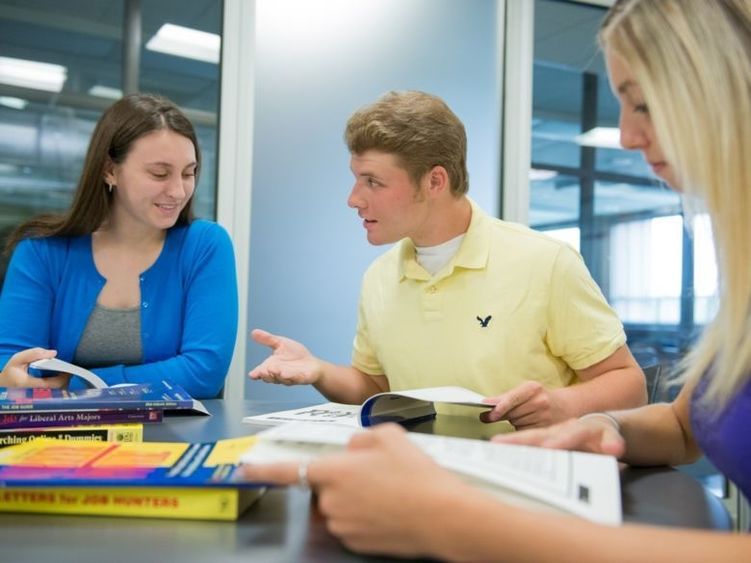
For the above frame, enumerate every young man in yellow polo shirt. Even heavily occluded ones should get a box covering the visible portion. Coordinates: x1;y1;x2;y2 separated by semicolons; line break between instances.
249;91;646;429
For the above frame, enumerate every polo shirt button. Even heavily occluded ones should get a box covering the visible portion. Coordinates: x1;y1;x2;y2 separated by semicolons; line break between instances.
427;286;437;294
142;302;149;309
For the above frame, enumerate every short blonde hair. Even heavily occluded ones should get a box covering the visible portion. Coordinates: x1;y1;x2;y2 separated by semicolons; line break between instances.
344;91;469;196
601;0;751;408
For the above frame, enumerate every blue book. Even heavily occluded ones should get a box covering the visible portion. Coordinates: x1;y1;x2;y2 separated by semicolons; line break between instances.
0;380;208;415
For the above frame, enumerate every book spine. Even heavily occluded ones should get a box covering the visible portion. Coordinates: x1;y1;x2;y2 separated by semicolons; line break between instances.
0;424;144;448
0;487;252;521
0;409;162;429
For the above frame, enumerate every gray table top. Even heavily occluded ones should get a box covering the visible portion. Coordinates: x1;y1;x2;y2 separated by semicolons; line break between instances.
0;397;732;563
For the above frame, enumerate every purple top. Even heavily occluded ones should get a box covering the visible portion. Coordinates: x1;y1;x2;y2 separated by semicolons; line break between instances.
691;374;751;504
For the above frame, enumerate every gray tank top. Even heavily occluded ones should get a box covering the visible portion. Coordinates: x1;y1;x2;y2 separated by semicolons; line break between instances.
74;304;143;368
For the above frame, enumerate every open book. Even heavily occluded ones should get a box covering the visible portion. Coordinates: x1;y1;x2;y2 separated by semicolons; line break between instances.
241;422;622;525
243;386;491;428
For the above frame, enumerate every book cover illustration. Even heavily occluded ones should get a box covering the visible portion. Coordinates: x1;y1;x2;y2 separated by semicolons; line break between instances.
0;380;208;415
0;435;258;488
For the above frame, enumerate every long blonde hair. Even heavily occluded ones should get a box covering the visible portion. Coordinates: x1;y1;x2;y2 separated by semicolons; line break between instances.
601;0;751;408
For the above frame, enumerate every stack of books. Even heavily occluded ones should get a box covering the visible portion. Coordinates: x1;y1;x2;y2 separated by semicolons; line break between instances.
0;368;208;450
0;361;249;520
0;435;265;521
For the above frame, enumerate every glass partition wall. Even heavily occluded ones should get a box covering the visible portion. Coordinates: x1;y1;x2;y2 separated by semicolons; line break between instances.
0;0;222;285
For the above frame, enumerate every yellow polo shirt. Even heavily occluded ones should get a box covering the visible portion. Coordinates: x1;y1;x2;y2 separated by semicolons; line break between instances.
352;199;625;398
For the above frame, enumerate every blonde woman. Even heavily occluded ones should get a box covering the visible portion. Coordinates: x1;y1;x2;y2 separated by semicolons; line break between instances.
242;0;751;560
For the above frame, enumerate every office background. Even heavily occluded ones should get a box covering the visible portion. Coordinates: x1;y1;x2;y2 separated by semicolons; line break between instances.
0;0;744;528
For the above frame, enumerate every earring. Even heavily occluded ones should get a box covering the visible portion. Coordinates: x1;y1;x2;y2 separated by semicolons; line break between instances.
107;183;114;193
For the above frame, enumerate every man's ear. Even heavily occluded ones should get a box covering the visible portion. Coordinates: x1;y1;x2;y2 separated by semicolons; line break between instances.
426;165;450;196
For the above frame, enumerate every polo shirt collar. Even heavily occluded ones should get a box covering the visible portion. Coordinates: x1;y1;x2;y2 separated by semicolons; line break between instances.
398;197;490;281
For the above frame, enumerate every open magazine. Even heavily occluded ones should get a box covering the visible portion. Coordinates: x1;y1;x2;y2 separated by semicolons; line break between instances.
243;386;491;428
240;422;622;526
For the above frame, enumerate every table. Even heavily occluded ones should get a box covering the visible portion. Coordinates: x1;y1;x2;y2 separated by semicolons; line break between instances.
0;397;732;562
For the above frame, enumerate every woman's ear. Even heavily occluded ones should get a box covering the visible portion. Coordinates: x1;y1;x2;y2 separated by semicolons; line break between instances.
103;160;117;186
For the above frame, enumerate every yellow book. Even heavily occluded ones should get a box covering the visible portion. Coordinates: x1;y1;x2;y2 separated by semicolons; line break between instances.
0;486;264;521
0;436;264;521
0;424;143;448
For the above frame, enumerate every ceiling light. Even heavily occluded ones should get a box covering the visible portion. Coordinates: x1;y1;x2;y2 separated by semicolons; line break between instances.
0;56;67;92
88;85;123;99
574;127;621;149
146;23;221;64
0;96;28;110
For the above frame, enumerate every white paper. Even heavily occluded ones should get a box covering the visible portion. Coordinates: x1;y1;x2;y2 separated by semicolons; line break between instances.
406;433;621;524
242;402;360;427
241;422;621;525
30;358;108;389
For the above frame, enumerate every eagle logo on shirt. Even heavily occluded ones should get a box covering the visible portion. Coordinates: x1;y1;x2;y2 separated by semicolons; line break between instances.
476;315;492;328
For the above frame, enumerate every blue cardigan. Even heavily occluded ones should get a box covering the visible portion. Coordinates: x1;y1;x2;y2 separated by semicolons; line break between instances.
0;220;238;399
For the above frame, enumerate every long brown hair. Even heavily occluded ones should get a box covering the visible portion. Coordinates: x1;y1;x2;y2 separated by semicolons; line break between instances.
5;93;199;254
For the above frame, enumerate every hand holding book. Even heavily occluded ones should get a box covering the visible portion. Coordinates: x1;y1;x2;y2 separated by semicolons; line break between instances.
240;421;621;525
239;422;621;558
0;348;69;390
241;424;478;557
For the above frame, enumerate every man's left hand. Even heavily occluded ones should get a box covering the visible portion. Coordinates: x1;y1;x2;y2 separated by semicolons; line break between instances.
481;381;569;429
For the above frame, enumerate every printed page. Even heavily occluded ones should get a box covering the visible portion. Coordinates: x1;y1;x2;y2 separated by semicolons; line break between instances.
240;422;621;525
242;403;360;427
407;433;621;525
